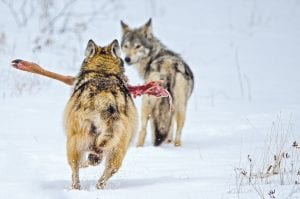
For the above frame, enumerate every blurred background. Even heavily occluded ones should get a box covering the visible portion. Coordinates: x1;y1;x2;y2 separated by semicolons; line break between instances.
0;0;299;105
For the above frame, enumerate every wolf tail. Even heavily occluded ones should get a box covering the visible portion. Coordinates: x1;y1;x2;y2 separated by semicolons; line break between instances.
153;120;168;146
153;97;172;146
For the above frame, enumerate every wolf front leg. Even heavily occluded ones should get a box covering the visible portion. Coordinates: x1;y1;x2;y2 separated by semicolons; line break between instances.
136;97;152;147
96;146;126;189
67;136;81;189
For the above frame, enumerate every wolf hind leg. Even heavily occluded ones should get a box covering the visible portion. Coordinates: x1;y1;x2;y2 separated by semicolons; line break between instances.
96;146;125;189
165;116;175;143
67;136;81;189
173;74;189;147
174;108;186;147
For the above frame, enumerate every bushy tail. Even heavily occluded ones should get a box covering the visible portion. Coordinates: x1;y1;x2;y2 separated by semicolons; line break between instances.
154;119;168;146
153;97;172;146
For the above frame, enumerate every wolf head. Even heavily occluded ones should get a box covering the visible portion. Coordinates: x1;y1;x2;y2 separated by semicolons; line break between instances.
82;39;123;74
120;18;155;65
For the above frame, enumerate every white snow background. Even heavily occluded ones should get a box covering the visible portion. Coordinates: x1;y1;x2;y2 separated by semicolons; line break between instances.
0;0;300;198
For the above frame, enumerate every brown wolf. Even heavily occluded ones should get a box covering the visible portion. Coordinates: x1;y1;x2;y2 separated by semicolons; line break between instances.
64;39;137;189
120;19;194;147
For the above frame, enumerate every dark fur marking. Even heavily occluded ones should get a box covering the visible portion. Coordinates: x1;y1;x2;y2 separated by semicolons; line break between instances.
119;59;125;73
72;69;133;119
88;154;101;166
100;49;106;54
89;91;96;98
156;59;164;72
184;63;194;92
79;70;101;76
144;62;152;79
183;63;194;80
107;105;117;114
113;75;131;116
74;102;81;111
96;80;110;90
101;104;119;120
159;98;169;112
173;62;178;70
172;62;194;93
98;125;114;147
165;74;173;98
98;140;107;147
90;122;98;135
173;63;187;78
110;90;121;115
72;81;88;99
111;168;118;175
72;73;121;98
144;49;177;78
139;36;154;50
171;64;177;93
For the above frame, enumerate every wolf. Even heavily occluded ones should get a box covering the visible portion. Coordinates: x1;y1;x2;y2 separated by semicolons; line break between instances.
120;19;194;147
64;39;138;189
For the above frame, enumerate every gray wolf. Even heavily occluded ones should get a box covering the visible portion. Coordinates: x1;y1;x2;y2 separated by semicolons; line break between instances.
120;19;194;147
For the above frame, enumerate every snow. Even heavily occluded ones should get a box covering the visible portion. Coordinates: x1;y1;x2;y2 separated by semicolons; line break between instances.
1;0;300;198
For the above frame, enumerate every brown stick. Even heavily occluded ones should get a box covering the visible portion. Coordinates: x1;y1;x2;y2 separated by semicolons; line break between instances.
11;59;75;85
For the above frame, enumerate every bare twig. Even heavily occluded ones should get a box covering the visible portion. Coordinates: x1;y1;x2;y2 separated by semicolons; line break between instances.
234;46;244;99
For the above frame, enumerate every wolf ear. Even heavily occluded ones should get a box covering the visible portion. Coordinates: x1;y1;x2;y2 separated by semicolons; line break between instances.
141;18;153;38
121;20;130;33
145;18;152;27
110;39;121;58
85;39;97;58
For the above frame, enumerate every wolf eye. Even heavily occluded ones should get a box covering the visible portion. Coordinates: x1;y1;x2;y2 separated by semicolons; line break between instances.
135;44;141;49
124;44;128;48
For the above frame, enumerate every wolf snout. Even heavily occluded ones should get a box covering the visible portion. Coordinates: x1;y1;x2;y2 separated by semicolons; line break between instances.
124;56;131;63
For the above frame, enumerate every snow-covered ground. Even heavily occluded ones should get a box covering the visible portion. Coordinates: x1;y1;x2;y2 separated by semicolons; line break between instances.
1;0;300;198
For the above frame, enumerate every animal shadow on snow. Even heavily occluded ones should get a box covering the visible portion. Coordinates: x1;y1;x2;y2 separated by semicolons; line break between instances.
41;176;202;191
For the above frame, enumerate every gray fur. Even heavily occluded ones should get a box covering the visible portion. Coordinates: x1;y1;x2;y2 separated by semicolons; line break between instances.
121;19;194;146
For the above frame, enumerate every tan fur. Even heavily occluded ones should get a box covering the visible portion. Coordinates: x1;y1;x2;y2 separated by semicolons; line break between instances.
121;19;194;147
64;39;137;189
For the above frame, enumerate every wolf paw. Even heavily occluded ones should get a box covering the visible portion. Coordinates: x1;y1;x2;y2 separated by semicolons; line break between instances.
96;181;106;189
174;141;181;147
136;142;144;147
71;183;81;190
88;153;102;166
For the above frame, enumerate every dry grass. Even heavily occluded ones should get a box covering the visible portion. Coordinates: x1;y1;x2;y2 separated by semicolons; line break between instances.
233;113;300;198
